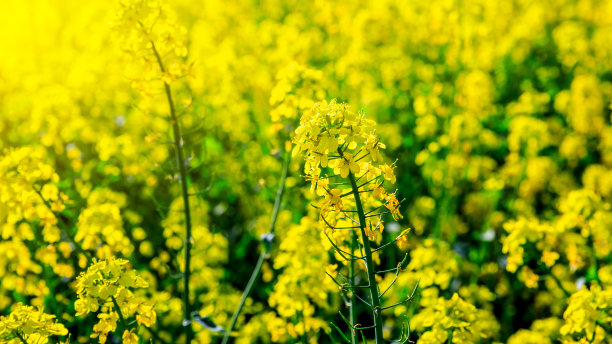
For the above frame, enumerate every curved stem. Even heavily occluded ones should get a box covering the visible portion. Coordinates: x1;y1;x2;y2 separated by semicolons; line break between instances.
348;172;384;343
151;41;193;344
222;150;291;344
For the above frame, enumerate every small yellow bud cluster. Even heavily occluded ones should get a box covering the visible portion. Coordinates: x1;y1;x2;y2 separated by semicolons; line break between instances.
111;0;190;95
0;303;68;343
74;257;155;344
270;63;325;125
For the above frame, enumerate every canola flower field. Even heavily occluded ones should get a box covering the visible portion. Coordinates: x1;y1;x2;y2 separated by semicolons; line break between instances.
0;0;611;343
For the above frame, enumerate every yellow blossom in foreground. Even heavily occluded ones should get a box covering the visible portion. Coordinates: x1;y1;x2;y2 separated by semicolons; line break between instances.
0;303;68;343
560;285;612;341
294;100;400;241
75;257;155;343
122;329;139;344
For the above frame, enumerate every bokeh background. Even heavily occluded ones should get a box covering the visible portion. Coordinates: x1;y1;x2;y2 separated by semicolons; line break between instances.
1;0;611;343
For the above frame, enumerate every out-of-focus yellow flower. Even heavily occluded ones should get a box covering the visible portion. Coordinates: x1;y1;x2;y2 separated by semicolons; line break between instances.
0;303;68;343
560;285;612;341
411;293;499;343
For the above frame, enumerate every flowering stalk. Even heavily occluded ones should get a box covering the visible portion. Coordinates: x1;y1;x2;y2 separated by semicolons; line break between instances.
74;257;157;344
111;1;193;341
222;149;291;344
150;42;194;343
294;100;416;343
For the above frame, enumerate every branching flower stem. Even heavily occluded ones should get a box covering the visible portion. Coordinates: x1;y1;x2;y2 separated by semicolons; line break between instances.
35;186;170;344
151;41;193;344
348;172;384;343
222;149;292;344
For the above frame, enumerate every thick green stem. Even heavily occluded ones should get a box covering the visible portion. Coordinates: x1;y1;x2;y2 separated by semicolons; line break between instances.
348;173;384;343
151;41;193;344
349;230;358;344
222;150;291;344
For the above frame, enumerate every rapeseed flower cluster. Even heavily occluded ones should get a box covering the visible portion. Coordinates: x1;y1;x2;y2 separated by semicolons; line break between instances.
411;293;499;343
111;0;190;95
294;100;402;236
560;285;612;342
75;257;155;343
0;303;68;344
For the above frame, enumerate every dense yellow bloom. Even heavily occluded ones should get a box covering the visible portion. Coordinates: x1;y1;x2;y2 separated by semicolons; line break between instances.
508;330;551;344
405;240;458;291
76;188;132;258
267;217;334;342
270;63;325;124
502;217;557;273
411;293;499;344
0;303;67;344
75;257;154;343
560;285;612;341
294;99;398;241
0;146;67;240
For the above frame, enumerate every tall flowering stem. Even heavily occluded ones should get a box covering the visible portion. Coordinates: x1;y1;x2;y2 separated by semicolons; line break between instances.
294;100;416;343
222;149;291;344
111;1;193;341
151;41;194;344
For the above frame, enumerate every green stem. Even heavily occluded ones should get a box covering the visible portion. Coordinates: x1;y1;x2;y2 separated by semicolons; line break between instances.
111;296;128;329
15;332;27;344
447;328;453;344
549;272;572;298
145;326;170;344
349;230;358;344
151;41;193;344
348;173;384;343
300;310;308;344
222;150;291;344
31;185;92;261
588;322;598;344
